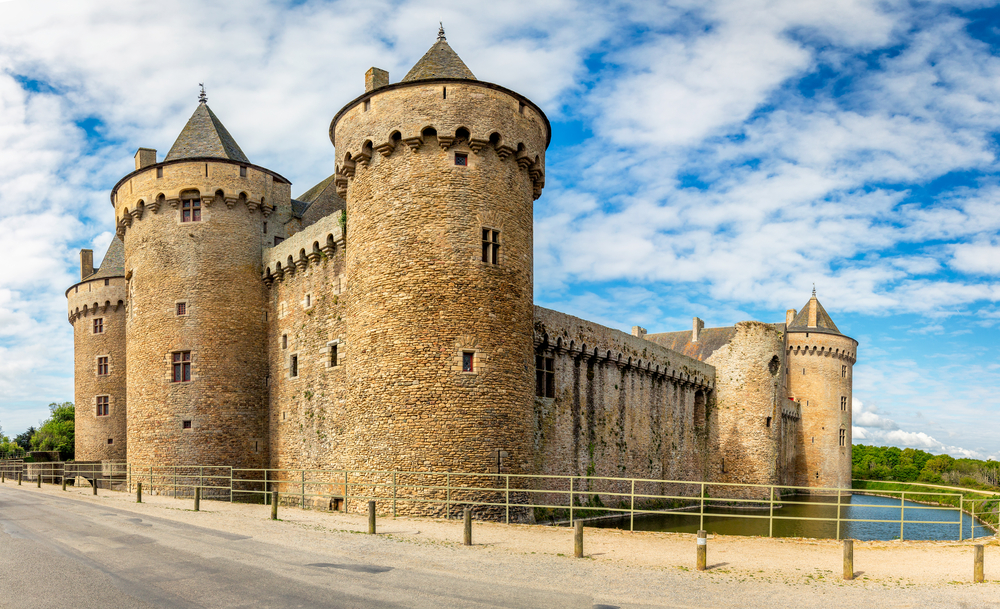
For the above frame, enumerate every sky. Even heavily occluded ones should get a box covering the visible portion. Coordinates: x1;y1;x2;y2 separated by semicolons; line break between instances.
1;0;1000;459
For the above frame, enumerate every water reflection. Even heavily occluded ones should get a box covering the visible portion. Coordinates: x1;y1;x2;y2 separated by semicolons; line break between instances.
590;493;993;541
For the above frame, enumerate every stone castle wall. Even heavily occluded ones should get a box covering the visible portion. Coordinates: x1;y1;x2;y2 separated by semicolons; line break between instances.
68;277;127;461
264;216;348;473
332;78;544;486
115;158;289;470
532;307;716;503
786;331;857;489
703;321;785;495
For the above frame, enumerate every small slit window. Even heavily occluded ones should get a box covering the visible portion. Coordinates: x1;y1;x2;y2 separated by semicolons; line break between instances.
363;99;370;112
176;302;187;316
455;152;468;166
839;428;846;447
282;334;287;349
840;396;847;411
290;354;299;378
462;351;474;373
156;167;163;178
330;343;338;367
240;166;247;177
107;438;113;445
183;420;192;429
765;416;772;428
104;278;109;286
842;365;847;378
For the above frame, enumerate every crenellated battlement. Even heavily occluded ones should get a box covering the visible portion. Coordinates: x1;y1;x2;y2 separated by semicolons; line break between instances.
111;159;292;238
786;343;857;364
66;277;126;323
262;214;345;286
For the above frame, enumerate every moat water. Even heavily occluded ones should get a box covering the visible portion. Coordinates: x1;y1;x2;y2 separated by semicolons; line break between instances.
589;494;994;541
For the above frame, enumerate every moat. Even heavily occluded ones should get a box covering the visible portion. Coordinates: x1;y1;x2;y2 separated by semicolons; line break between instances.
591;494;993;541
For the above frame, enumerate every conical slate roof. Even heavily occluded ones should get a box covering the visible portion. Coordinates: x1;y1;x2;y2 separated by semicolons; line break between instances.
164;103;250;163
86;236;125;280
402;30;476;82
788;290;841;334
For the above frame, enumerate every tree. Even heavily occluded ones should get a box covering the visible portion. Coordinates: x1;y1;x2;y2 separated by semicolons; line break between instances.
30;403;74;460
14;427;36;451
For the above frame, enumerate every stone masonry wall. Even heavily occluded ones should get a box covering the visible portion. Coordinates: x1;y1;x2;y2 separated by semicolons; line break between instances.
786;331;857;490
333;79;543;487
703;321;785;497
116;159;288;470
68;277;127;461
532;307;715;505
264;215;348;473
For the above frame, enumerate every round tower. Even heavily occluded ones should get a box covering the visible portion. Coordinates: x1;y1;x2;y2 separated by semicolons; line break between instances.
112;96;292;472
330;30;549;478
784;290;857;490
67;239;127;461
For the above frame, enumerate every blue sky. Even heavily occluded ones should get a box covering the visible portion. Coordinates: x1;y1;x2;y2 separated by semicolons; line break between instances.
2;0;1000;458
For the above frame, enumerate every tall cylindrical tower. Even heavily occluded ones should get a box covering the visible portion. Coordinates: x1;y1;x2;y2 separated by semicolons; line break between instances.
67;239;127;461
112;101;291;471
330;32;549;477
785;290;857;490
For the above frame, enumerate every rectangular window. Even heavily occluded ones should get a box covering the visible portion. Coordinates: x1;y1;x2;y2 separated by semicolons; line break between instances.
182;420;192;429
240;166;247;177
104;278;109;286
93;318;104;334
840;396;847;411
455;152;468;166
176;302;186;316
290;354;298;377
535;355;555;398
482;228;500;264
363;99;371;111
181;197;201;222
330;344;338;367
839;428;846;447
96;396;109;417
172;351;191;382
842;365;847;378
462;351;474;372
156;167;163;178
107;438;113;444
97;356;109;376
282;334;287;349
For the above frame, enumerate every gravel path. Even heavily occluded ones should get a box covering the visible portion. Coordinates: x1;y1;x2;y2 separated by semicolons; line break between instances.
3;480;998;608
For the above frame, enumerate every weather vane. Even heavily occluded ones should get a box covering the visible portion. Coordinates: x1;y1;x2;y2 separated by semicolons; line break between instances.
812;283;816;296
438;22;446;41
198;83;207;104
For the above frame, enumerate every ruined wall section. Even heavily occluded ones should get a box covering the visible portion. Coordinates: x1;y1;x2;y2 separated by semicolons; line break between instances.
779;400;801;487
263;217;347;471
785;331;857;490
532;307;715;488
68;278;127;460
114;159;291;470
702;321;785;492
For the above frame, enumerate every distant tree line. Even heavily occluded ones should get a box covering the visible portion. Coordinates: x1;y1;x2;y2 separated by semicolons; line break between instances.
0;403;74;461
853;444;1000;490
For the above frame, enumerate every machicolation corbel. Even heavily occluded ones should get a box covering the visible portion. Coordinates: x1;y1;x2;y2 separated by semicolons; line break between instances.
469;138;489;154
437;135;455;150
403;136;423;152
496;145;514;160
375;142;395;157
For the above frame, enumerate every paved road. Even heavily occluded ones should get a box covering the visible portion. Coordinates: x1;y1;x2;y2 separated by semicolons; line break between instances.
0;485;597;608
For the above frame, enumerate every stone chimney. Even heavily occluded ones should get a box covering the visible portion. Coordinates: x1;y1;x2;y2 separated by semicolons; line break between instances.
80;249;94;279
365;68;389;92
692;317;705;343
786;309;796;326
134;148;156;170
631;326;646;338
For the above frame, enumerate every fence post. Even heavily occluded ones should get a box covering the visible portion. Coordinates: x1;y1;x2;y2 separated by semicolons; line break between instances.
960;497;964;541
92;478;97;495
301;470;305;509
836;490;841;541
36;473;41;488
974;544;985;583
194;487;200;511
392;471;397;519
843;539;854;580
505;474;510;525
368;500;376;534
630;479;635;532
768;486;774;538
900;491;905;541
700;483;705;531
464;507;472;546
446;472;451;520
344;471;349;514
569;476;574;526
17;472;21;485
271;492;278;521
574;520;584;558
61;476;66;491
137;482;142;503
696;530;707;571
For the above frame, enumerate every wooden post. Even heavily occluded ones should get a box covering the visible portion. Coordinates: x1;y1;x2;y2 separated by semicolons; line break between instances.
271;492;278;520
36;473;41;488
975;544;985;583
92;479;97;495
843;539;854;580
464;507;472;546
696;530;707;571
61;477;66;491
574;520;584;558
194;487;200;511
137;482;142;503
368;500;376;534
17;472;21;486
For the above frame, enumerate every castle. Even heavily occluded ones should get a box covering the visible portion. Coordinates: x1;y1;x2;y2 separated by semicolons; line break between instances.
65;31;857;498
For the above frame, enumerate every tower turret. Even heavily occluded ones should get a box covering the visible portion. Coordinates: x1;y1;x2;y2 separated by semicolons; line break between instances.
112;94;293;471
67;237;127;460
785;289;857;490
330;30;550;483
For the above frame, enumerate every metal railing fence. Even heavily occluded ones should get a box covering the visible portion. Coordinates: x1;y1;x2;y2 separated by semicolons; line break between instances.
2;460;997;541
